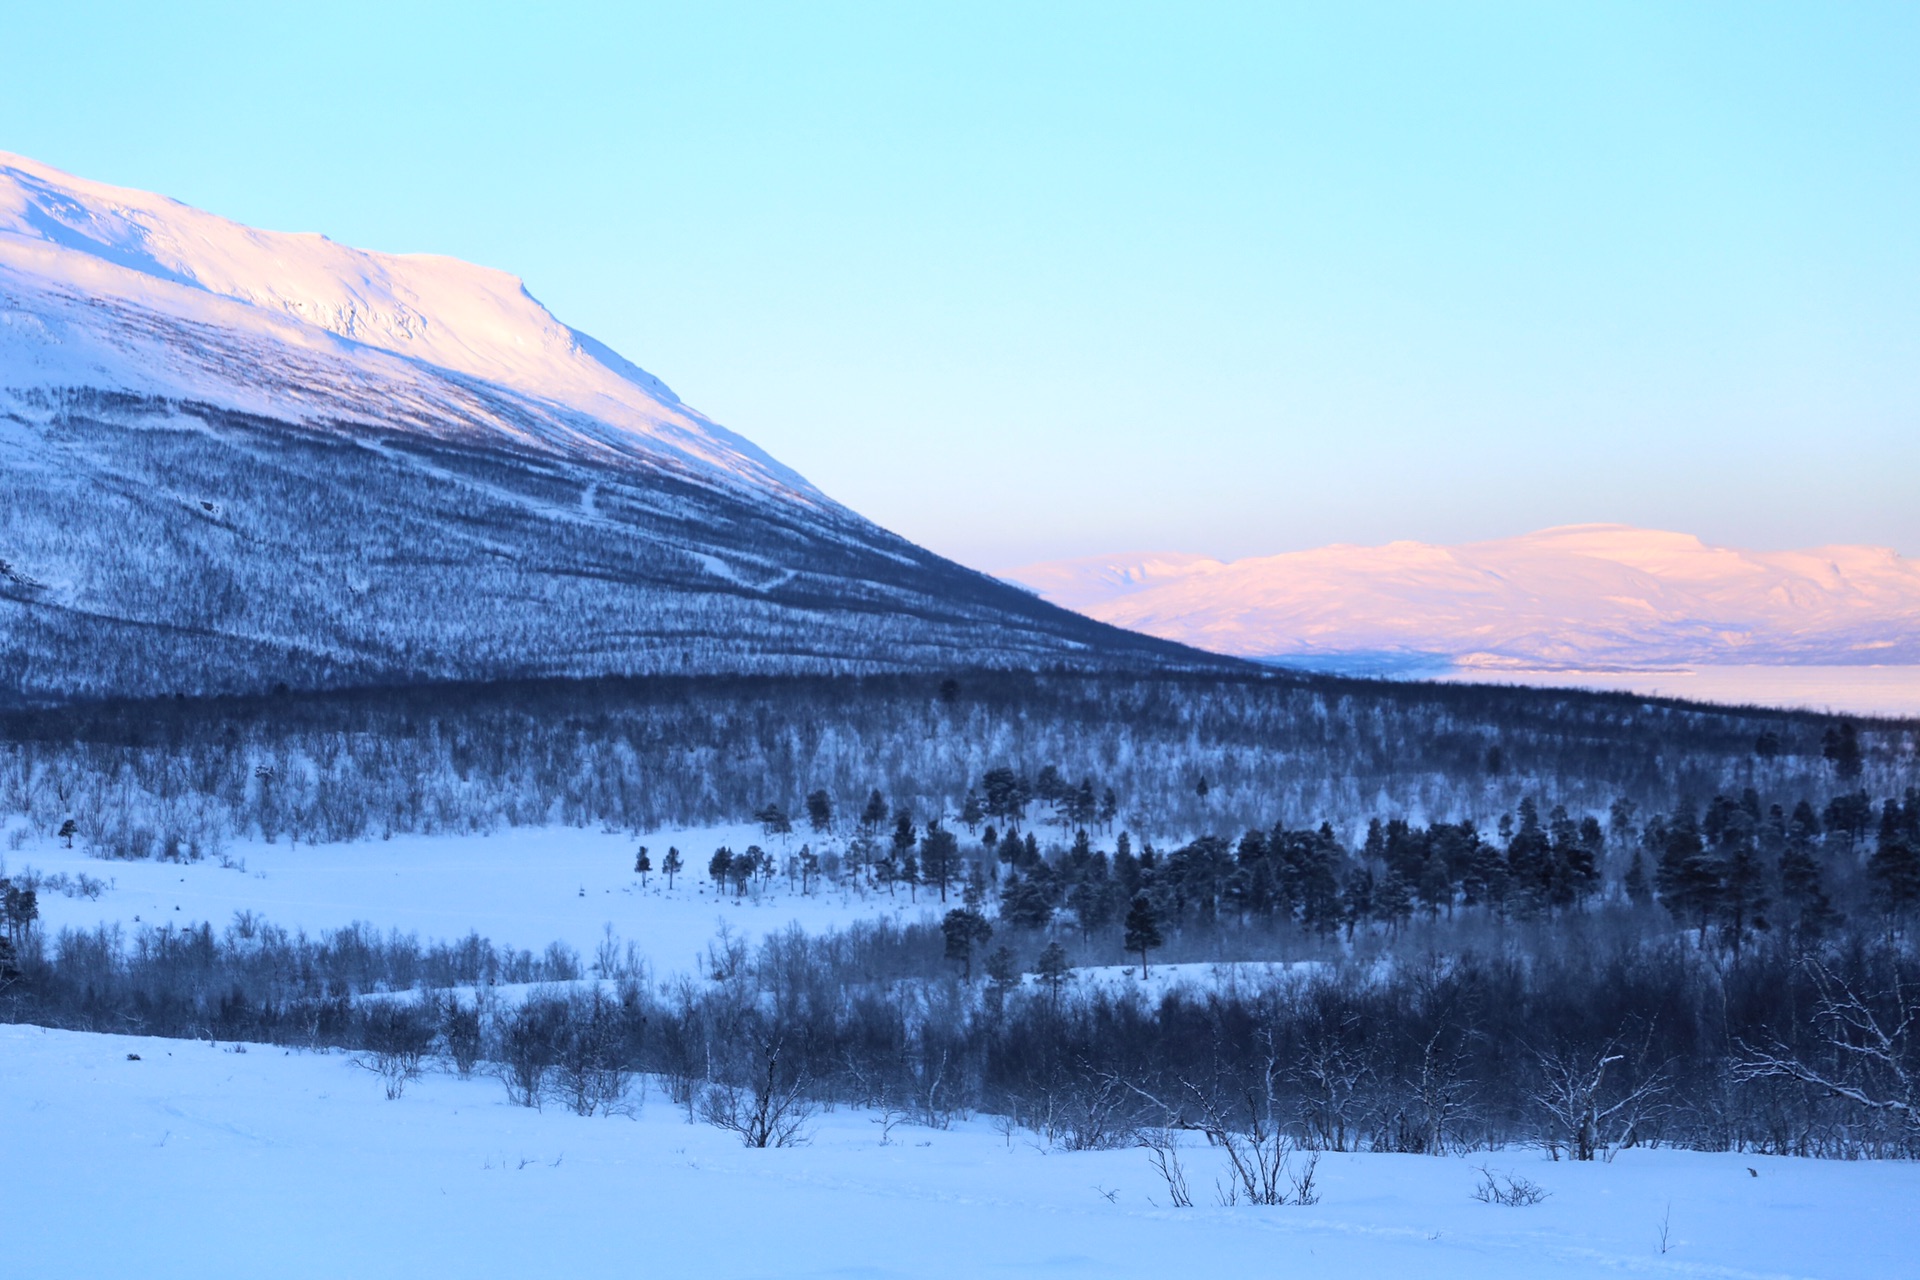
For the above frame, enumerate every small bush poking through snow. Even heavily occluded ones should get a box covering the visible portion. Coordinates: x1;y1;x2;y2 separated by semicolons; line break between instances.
359;1002;435;1100
1472;1167;1550;1207
439;996;483;1079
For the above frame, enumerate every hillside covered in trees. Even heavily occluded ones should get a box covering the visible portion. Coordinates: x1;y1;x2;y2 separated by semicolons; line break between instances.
2;668;1910;860
0;155;1231;705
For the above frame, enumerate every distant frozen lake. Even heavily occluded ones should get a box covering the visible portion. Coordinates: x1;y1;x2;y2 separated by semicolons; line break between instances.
1420;662;1920;719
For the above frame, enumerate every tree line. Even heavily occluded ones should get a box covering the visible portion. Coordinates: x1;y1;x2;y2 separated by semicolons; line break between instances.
2;669;1907;866
5;907;1915;1161
661;775;1920;973
0;392;1214;707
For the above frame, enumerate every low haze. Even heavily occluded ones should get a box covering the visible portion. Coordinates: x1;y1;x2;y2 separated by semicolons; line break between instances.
5;2;1915;567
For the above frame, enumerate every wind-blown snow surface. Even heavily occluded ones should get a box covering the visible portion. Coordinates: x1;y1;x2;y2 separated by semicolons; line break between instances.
4;1023;1912;1280
1006;526;1920;715
0;153;1212;701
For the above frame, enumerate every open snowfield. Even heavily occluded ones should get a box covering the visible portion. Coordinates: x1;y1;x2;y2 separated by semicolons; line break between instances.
5;820;1300;998
7;825;1918;1278
7;821;940;974
4;1023;1914;1280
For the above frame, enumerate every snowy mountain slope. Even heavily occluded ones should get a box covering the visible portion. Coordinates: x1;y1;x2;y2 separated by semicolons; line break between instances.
1009;552;1226;613
0;151;805;497
0;154;1224;702
1003;525;1920;668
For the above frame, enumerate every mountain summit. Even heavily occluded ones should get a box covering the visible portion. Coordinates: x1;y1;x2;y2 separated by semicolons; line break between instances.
0;153;1220;702
0;150;808;498
1004;525;1920;671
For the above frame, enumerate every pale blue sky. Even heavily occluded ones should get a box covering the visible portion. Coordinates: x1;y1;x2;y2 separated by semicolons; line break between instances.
5;2;1916;566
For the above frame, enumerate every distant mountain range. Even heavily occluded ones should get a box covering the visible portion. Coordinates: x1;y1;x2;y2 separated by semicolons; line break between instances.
1004;525;1920;672
0;153;1224;703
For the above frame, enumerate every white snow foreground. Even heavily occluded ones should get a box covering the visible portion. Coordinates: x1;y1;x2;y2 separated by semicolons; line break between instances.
2;1023;1910;1280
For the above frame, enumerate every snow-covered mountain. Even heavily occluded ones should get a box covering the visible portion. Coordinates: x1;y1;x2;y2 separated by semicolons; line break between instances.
0;153;810;498
1004;525;1920;670
0;153;1217;703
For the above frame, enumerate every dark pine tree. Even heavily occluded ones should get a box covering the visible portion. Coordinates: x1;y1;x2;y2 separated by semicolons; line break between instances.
805;789;833;834
861;789;890;835
1866;813;1920;931
1623;847;1653;907
1001;874;1054;931
921;820;959;902
959;789;984;834
1821;723;1864;782
1655;811;1721;941
1123;893;1164;976
941;906;993;981
1033;940;1072;1007
1776;826;1836;942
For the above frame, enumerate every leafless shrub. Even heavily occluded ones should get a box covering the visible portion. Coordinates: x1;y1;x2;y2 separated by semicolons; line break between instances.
1057;1071;1137;1151
1292;1012;1375;1154
701;1033;814;1148
1125;1052;1321;1207
1471;1166;1549;1206
656;976;709;1120
1211;1123;1320;1208
1532;1028;1668;1161
1391;957;1480;1155
1734;956;1919;1138
360;1000;434;1099
873;1104;910;1145
1008;1061;1145;1152
24;870;109;900
551;988;636;1117
441;996;483;1079
495;994;568;1109
1139;1128;1193;1207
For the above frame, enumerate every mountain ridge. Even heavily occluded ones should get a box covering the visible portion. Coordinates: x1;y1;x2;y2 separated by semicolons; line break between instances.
0;150;820;502
1003;524;1920;669
0;153;1235;703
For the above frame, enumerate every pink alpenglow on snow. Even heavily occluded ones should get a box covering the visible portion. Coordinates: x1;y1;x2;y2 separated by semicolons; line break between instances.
1004;526;1920;715
1004;525;1920;669
0;150;820;504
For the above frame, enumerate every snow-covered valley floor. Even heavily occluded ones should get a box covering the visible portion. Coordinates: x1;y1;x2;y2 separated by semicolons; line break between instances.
7;825;1918;1277
7;822;1289;992
4;1022;1913;1280
11;822;939;973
